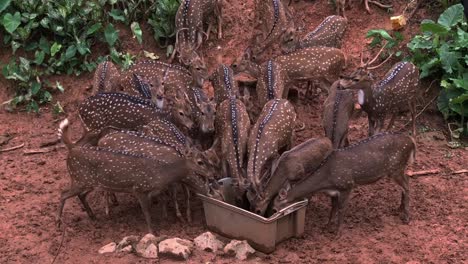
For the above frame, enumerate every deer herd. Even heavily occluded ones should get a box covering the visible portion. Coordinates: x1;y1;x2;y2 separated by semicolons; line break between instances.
57;0;420;236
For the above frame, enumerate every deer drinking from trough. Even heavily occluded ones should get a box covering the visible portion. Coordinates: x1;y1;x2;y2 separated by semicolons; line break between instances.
273;132;416;234
56;119;222;233
281;15;348;53
214;96;251;201
340;47;420;136
250;137;333;216
247;99;296;195
322;80;355;149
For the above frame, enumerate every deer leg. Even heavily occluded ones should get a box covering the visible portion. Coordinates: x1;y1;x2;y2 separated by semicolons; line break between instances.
386;114;397;131
184;186;192;223
327;195;339;227
134;192;154;234
78;191;96;220
56;186;89;227
392;171;410;224
368;117;375;136
205;24;212;41
409;101;417;136
172;186;184;222
216;1;223;39
335;189;351;236
169;46;177;63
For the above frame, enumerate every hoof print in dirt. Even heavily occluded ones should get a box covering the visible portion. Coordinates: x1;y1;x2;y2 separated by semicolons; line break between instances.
135;234;160;259
158;238;194;260
98;242;117;254
194;232;225;252
224;240;255;261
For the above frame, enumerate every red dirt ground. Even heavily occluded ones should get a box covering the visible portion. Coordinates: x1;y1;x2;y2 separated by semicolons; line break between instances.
0;1;467;263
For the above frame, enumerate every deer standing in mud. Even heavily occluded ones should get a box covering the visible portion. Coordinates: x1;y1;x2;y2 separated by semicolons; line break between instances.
340;46;420;136
56;119;222;233
273;132;416;234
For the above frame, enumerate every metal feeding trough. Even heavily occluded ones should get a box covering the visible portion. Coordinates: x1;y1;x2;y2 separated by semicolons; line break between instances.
198;178;308;253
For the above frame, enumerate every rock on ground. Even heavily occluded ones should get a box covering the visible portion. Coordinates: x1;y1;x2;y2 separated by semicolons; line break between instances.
224;240;255;261
98;242;117;254
158;238;194;260
135;234;159;259
194;232;225;252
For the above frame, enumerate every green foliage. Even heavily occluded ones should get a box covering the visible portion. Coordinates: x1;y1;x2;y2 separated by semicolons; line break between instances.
148;0;180;51
407;4;467;134
366;29;404;58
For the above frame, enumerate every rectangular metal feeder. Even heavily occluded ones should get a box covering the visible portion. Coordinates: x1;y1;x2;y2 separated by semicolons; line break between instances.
198;193;308;253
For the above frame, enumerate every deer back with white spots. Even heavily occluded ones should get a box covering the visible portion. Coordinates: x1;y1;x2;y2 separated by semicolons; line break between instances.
93;60;120;93
282;15;348;53
215;96;251;193
247;99;296;194
341;55;420;136
211;64;240;106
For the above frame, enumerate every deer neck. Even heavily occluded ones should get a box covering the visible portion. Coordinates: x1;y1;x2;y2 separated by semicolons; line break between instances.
357;82;374;109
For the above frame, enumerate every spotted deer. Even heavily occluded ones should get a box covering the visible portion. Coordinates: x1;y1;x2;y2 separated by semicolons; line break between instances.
340;49;420;136
57;119;222;233
234;47;345;95
322;80;355;149
215;96;251;200
118;73;165;109
93;59;120;93
250;137;332;216
251;0;296;60
78;92;195;145
210;64;239;106
281;15;348;53
98;129;220;222
171;0;222;71
273;132;416;234
247;99;296;194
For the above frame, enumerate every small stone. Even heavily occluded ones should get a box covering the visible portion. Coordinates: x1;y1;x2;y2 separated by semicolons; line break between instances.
116;235;140;251
98;242;116;254
158;238;194;260
136;234;159;258
120;245;133;253
140;243;158;259
194;232;225;252
224;240;255;261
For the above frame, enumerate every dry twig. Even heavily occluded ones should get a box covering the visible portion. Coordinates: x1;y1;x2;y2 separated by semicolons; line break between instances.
0;143;25;153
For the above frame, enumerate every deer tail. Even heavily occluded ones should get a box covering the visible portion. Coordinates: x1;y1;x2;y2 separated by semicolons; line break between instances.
58;118;73;150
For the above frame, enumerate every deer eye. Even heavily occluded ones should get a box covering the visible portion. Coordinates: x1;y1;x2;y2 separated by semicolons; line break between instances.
196;67;200;71
179;112;184;116
197;160;204;166
232;64;237;68
353;78;360;82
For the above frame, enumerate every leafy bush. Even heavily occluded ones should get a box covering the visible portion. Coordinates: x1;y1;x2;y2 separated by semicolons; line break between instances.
407;4;467;135
148;0;180;49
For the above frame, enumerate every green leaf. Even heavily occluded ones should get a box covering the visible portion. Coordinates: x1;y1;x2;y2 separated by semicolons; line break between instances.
438;44;461;74
451;94;468;104
31;81;41;95
0;0;11;13
131;22;143;44
34;50;45;65
2;12;21;33
76;41;90;55
366;29;393;41
27;100;39;113
50;42;62;56
109;9;125;22
86;22;102;35
438;4;464;28
65;45;77;59
421;19;448;34
104;23;119;47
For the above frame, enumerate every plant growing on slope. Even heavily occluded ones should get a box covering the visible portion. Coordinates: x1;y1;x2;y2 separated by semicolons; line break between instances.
407;3;467;136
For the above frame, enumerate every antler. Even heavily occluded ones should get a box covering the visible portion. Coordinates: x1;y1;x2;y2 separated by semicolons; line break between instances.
361;41;391;69
367;52;394;70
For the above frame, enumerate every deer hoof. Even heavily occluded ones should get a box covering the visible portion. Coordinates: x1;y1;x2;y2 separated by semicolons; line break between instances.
400;214;410;224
